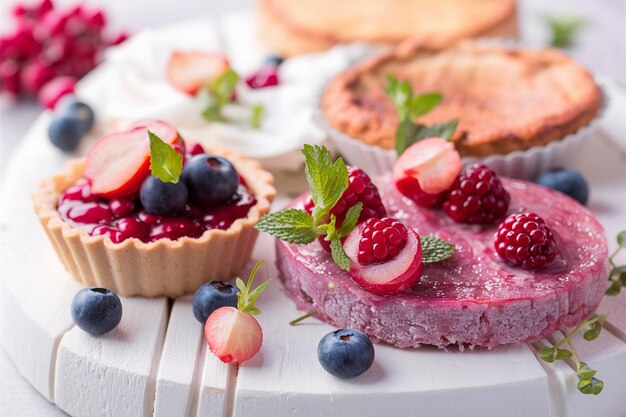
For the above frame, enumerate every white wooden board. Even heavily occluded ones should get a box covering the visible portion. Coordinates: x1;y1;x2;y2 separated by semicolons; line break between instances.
1;10;625;417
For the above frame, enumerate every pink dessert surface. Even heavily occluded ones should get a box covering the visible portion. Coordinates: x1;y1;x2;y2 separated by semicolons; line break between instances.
277;176;609;348
57;179;256;243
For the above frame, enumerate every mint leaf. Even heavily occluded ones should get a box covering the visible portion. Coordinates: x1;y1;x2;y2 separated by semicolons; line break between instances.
237;259;270;315
617;231;626;248
539;345;556;363
338;202;363;238
583;315;605;341
301;144;349;221
330;238;350;271
210;69;238;106
396;120;459;155
544;15;585;48
578;377;604;395
148;131;183;183
250;103;264;129
409;93;442;118
606;279;622;296
420;234;456;264
255;209;318;244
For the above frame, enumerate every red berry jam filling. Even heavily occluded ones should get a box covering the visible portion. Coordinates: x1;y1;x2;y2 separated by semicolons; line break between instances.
57;179;256;243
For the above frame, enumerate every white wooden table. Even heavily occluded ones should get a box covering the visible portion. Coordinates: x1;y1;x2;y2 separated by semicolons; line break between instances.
1;2;625;416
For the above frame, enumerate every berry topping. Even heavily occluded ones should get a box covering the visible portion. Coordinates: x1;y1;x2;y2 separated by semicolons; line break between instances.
110;197;135;218
204;260;270;364
317;329;375;379
494;212;558;270
167;51;230;95
245;65;279;89
182;155;239;207
356;218;407;265
343;220;423;295
393;137;461;204
139;176;189;216
186;142;206;157
84;121;181;198
443;164;510;225
264;55;284;67
71;287;122;335
536;168;589;205
56;96;95;133
193;281;239;324
304;167;386;229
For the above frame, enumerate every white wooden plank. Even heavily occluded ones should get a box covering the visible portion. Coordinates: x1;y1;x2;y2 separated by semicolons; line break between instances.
153;296;207;417
232;232;551;417
195;335;232;417
54;297;168;417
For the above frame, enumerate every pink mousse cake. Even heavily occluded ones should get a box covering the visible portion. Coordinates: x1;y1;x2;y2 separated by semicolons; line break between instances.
277;176;608;348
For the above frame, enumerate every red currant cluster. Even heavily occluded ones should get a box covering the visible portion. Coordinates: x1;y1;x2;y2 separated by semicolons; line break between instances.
0;0;127;106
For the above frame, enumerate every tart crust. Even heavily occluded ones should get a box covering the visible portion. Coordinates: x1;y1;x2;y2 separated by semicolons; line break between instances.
33;148;276;298
322;41;603;157
255;0;518;57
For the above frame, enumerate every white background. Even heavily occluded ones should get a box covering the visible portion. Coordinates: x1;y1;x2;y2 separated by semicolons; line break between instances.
0;0;624;416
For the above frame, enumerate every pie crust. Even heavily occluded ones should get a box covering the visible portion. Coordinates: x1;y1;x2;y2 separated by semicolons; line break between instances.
33;148;276;298
255;0;518;57
322;40;603;157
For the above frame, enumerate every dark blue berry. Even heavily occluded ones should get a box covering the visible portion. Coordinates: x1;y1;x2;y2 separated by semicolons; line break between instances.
536;168;589;205
57;96;95;134
140;176;189;215
264;55;284;67
317;329;375;378
182;155;238;207
71;288;122;335
48;114;83;151
192;281;239;323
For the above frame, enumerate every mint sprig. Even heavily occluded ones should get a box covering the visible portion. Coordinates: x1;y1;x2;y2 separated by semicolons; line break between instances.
235;259;271;316
384;74;458;155
198;69;239;122
255;145;358;271
250;103;264;129
606;230;626;295
420;234;456;264
148;130;183;183
543;15;585;48
538;314;606;395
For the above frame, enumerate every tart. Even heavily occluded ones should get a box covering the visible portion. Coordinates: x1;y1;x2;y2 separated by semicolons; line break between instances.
277;175;608;348
256;0;518;56
322;41;603;159
33;122;275;298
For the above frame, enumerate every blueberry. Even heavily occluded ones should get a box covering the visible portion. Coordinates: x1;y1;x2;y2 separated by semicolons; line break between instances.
71;288;122;335
182;155;239;207
317;329;375;378
140;176;189;215
536;168;589;205
192;281;239;324
57;95;95;134
264;55;284;67
48;114;83;151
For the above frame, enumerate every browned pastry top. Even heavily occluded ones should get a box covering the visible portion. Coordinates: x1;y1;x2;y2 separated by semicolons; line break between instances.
322;41;602;157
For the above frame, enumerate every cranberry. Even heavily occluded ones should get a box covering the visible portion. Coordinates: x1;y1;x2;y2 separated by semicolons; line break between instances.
137;210;160;225
59;181;99;203
443;164;510;225
110;198;135;218
150;218;204;241
245;65;279;89
494;213;558;270
116;217;149;242
357;218;408;265
187;143;205;157
65;202;112;224
92;225;122;243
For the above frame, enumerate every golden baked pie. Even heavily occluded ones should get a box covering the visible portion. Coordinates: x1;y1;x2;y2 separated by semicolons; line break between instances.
256;0;518;56
322;41;603;157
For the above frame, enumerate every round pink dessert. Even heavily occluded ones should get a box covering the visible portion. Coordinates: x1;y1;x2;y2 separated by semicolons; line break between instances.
277;176;609;348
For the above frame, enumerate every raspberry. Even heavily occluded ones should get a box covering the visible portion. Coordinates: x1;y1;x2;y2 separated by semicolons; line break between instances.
304;167;387;228
494;213;558;270
443;164;510;224
357;218;407;265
